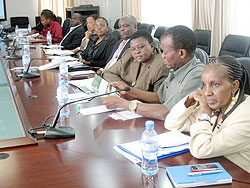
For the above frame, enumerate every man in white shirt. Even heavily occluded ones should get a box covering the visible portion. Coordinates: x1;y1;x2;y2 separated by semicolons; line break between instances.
60;13;85;50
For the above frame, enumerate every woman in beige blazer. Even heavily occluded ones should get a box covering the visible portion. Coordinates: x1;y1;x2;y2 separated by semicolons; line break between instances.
165;55;250;173
103;30;169;96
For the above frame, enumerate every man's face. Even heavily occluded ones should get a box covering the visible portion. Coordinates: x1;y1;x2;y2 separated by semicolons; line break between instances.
160;35;181;69
71;14;81;27
118;18;137;40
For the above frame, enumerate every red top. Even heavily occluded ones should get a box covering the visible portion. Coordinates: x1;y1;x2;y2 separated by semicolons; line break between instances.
40;20;63;43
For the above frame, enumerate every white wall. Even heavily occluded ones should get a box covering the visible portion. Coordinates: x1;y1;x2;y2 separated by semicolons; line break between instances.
3;0;38;27
99;0;122;29
74;0;123;29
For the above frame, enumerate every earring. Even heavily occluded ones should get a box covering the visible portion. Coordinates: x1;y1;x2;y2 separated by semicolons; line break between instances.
231;96;236;106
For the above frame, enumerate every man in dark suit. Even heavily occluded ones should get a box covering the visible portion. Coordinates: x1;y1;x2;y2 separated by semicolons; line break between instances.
60;13;85;50
102;15;138;71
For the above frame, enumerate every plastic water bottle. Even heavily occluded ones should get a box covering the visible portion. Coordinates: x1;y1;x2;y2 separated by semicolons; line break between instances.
56;80;70;126
22;50;30;73
22;37;30;53
27;24;32;33
59;58;68;87
141;120;158;175
0;22;3;35
46;31;52;45
15;25;19;36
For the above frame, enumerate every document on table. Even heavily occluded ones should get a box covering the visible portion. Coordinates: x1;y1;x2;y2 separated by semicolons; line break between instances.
109;110;142;120
80;105;115;116
43;49;74;56
113;131;190;164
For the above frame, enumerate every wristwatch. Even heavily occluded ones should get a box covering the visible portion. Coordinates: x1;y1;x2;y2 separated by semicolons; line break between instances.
129;101;138;113
198;113;211;122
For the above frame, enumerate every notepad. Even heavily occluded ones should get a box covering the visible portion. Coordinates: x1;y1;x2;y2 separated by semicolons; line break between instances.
114;131;190;164
166;162;232;188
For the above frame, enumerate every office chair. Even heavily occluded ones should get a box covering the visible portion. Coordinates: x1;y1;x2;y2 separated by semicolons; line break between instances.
195;48;209;65
138;23;155;35
111;30;121;41
114;18;119;30
219;34;250;58
154;26;169;41
62;18;71;36
10;17;29;28
57;16;62;25
194;29;211;55
236;57;250;95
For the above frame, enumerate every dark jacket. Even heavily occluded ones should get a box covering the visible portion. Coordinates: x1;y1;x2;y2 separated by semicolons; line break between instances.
105;39;130;64
82;33;117;67
61;24;85;50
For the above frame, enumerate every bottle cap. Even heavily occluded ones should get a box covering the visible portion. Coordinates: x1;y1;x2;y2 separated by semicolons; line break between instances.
59;80;65;85
145;120;154;130
47;31;50;34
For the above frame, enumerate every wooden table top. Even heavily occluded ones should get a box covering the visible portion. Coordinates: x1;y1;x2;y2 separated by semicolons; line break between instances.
0;43;249;188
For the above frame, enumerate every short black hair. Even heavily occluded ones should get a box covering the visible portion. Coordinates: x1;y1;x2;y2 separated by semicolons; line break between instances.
130;30;153;44
96;16;109;27
161;25;196;55
87;14;98;20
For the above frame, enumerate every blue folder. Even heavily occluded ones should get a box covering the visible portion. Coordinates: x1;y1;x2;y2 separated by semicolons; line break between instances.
166;162;232;188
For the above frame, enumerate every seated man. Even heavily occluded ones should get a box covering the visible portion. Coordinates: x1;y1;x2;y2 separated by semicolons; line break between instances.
103;30;169;93
103;15;138;71
60;13;85;50
102;25;205;120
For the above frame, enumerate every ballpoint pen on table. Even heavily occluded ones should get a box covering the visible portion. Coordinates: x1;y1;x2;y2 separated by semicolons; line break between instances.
188;170;223;176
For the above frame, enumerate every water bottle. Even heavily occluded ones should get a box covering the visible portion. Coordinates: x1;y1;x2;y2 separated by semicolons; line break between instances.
46;31;52;45
141;120;158;175
15;25;19;36
59;58;68;87
22;37;30;54
0;22;3;35
56;80;70;126
22;50;30;73
27;24;32;33
16;29;23;48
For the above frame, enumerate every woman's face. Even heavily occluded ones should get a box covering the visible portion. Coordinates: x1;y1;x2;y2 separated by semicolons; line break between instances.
86;17;95;32
201;64;238;112
130;37;154;64
94;19;108;37
40;15;50;26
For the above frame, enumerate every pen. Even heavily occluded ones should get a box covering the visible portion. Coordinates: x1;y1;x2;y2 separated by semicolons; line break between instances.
188;170;223;176
77;104;81;114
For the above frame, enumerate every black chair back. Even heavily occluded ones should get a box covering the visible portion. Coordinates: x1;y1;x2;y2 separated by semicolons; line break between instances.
10;17;29;28
114;18;120;30
57;16;62;25
195;48;209;65
154;26;169;41
194;29;211;55
236;57;250;95
219;34;250;58
138;23;155;35
62;18;71;36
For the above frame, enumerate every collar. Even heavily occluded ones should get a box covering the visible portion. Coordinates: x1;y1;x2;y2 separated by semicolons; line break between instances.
70;24;82;31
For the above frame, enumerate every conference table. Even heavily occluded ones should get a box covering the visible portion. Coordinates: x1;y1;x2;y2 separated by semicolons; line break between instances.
0;41;249;188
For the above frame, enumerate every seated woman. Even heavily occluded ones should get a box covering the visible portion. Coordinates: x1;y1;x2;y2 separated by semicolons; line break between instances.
81;17;117;68
72;14;97;54
103;30;169;94
35;9;63;43
165;55;250;173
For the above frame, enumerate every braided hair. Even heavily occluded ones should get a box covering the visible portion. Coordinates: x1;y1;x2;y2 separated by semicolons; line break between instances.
209;55;249;122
